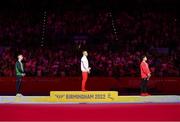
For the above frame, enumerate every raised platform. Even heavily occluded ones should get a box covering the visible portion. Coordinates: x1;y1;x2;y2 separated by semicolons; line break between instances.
0;91;180;103
1;91;180;121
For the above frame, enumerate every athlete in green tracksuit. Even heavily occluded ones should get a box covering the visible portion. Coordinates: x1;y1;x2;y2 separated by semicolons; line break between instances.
15;54;25;96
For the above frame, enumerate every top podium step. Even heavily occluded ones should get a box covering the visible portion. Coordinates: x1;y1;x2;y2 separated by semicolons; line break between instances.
50;91;118;102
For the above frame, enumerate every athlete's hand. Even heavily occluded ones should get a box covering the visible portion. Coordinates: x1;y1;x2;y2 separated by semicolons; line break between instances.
88;67;91;74
147;73;151;80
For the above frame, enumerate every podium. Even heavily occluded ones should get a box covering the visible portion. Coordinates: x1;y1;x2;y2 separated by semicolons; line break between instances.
0;91;180;103
50;91;118;102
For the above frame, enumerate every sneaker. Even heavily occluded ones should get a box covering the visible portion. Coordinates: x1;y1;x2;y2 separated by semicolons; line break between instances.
145;93;151;96
140;93;146;96
82;90;88;92
16;93;23;97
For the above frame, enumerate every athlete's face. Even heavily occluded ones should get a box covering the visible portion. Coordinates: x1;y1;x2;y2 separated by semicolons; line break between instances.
83;51;88;56
143;56;147;61
85;52;88;56
18;55;23;61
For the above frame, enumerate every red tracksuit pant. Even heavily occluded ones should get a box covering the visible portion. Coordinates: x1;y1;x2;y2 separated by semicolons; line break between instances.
82;72;88;91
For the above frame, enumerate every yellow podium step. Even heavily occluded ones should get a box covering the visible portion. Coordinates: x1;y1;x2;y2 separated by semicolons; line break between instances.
50;91;118;102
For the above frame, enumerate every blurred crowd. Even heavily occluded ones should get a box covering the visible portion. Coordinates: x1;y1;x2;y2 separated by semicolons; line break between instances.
0;45;179;77
0;10;179;77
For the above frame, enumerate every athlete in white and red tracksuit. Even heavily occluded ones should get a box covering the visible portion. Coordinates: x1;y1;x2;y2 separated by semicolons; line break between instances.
81;51;91;92
140;55;151;96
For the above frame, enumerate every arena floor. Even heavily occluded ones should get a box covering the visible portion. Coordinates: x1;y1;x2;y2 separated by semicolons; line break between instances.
1;92;180;121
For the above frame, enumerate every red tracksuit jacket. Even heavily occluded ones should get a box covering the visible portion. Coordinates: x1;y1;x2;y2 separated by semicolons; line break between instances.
140;61;151;79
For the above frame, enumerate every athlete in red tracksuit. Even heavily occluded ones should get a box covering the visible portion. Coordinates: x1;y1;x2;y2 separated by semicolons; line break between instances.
140;55;151;96
81;51;91;92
